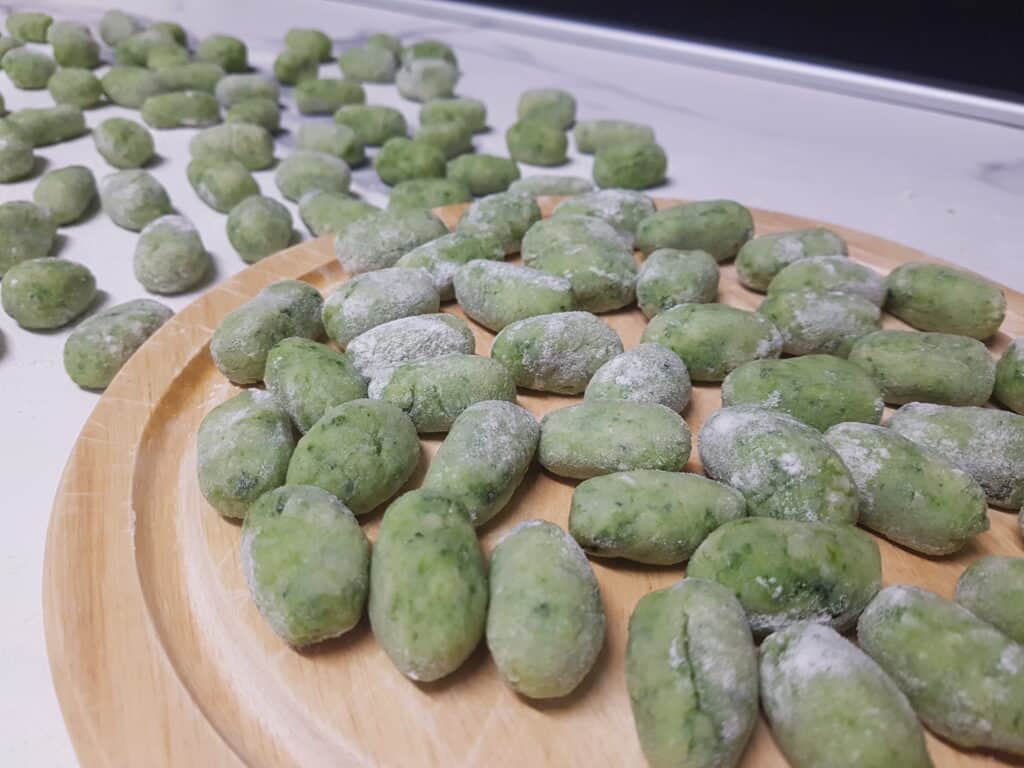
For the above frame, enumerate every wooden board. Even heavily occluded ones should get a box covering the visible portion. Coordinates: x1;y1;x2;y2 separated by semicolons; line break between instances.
44;198;1024;768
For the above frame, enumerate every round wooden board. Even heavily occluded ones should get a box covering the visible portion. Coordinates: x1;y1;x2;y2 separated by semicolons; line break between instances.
44;198;1024;768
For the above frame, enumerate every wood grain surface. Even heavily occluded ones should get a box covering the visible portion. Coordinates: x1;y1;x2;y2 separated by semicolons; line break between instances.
44;198;1024;768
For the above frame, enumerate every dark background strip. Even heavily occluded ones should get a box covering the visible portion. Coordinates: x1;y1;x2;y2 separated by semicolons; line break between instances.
452;1;1024;103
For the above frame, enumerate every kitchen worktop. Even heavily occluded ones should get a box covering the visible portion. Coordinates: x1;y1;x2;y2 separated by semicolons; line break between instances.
2;0;1021;764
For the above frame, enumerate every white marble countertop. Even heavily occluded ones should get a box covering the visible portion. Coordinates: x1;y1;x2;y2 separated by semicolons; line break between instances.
1;0;1021;764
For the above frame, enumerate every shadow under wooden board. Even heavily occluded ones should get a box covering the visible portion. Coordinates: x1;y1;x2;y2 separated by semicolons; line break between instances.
44;197;1024;768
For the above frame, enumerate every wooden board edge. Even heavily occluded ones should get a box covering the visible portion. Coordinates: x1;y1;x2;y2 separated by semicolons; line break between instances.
42;239;332;768
41;198;1023;767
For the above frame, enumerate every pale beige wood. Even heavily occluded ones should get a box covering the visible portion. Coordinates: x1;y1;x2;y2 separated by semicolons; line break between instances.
44;198;1024;768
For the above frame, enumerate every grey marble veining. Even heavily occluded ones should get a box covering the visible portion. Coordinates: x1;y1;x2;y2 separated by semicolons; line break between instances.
1;2;1022;766
979;159;1024;196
